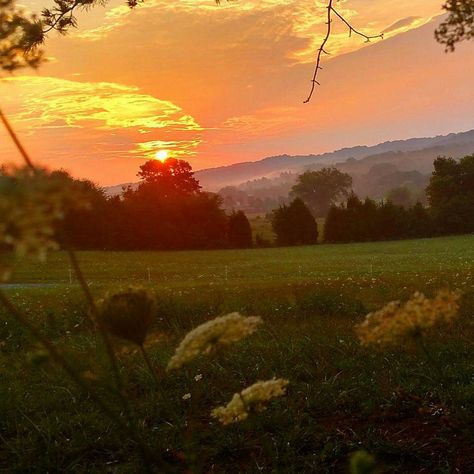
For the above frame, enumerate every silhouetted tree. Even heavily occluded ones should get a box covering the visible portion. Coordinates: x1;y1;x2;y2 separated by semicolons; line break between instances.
227;211;253;248
324;195;434;243
436;0;474;51
272;198;318;246
137;158;201;197
427;154;474;234
291;168;352;218
54;171;110;249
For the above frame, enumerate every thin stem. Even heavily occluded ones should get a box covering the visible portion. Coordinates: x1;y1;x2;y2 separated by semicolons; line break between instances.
67;249;136;425
0;288;157;471
139;345;159;386
1;106;127;407
418;335;436;365
0;289;124;428
0;107;156;471
0;108;35;169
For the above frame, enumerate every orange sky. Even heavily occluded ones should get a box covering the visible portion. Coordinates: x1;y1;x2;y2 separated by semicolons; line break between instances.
1;0;473;185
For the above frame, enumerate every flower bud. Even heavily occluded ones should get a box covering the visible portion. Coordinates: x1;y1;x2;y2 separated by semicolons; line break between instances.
98;288;156;346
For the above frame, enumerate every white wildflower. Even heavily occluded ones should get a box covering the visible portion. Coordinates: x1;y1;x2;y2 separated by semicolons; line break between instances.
356;289;461;348
167;312;262;370
211;378;289;425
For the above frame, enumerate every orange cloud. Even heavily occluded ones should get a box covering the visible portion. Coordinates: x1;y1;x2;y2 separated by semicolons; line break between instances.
2;1;468;186
2;76;201;132
0;75;201;182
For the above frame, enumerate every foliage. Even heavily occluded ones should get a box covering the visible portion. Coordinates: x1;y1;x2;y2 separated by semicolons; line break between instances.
53;159;257;251
436;0;474;51
426;154;474;234
1;237;474;471
227;210;253;248
291;167;352;217
271;198;318;246
137;158;201;196
0;0;43;72
385;186;418;208
324;194;433;243
0;166;92;261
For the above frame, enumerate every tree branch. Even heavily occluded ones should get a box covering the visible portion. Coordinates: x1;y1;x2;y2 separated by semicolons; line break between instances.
304;0;383;103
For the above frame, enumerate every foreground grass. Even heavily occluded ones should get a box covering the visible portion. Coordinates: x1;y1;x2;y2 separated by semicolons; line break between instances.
1;235;474;472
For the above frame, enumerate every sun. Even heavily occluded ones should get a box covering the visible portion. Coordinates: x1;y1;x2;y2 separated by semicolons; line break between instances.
154;149;169;161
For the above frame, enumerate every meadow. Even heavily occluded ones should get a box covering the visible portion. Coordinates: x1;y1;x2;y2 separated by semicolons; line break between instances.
1;235;474;472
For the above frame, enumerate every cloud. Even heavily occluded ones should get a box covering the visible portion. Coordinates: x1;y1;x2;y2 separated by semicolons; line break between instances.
134;139;202;159
0;75;202;182
382;16;425;34
2;76;201;133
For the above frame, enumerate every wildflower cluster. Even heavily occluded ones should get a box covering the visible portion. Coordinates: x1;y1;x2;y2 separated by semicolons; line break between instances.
211;378;289;425
0;166;91;263
98;288;156;346
167;312;262;370
356;289;461;348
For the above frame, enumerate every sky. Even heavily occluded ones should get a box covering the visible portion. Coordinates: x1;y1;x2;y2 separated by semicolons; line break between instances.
1;0;474;185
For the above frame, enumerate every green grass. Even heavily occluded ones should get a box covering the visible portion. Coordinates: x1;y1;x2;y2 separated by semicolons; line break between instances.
1;235;474;472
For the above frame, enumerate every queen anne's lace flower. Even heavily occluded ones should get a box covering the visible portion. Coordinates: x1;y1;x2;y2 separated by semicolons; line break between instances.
167;312;262;370
98;288;156;346
211;378;289;425
0;166;90;263
356;289;461;348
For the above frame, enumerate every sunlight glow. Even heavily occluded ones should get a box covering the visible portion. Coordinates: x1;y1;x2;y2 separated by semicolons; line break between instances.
154;149;169;161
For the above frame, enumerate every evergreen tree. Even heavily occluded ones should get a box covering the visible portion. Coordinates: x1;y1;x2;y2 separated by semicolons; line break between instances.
272;198;318;246
427;155;474;234
227;211;253;248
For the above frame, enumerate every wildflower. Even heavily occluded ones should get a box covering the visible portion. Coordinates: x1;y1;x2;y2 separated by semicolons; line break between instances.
98;288;156;345
211;378;289;425
356;289;461;348
0;166;90;261
182;393;191;401
167;312;262;370
194;373;203;382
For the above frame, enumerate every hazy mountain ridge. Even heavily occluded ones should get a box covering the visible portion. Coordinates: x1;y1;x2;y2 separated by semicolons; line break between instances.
194;129;474;190
104;129;474;199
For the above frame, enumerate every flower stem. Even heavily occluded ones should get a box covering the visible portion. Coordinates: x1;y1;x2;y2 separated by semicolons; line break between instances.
139;344;159;386
0;108;35;169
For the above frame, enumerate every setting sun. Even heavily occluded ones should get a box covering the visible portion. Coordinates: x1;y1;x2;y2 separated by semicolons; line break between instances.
154;149;169;161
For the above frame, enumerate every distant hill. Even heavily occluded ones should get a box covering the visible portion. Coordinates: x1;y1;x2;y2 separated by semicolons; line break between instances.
104;129;474;198
194;129;474;190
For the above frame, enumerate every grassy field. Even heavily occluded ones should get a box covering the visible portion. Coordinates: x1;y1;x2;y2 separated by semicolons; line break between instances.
1;235;474;472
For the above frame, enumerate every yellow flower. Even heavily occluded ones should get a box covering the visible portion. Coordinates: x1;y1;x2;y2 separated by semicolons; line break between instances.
167;312;262;370
211;378;289;425
356;289;461;348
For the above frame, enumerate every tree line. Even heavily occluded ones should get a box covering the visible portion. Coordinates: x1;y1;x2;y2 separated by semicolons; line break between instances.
5;154;472;252
271;154;474;245
54;159;253;251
